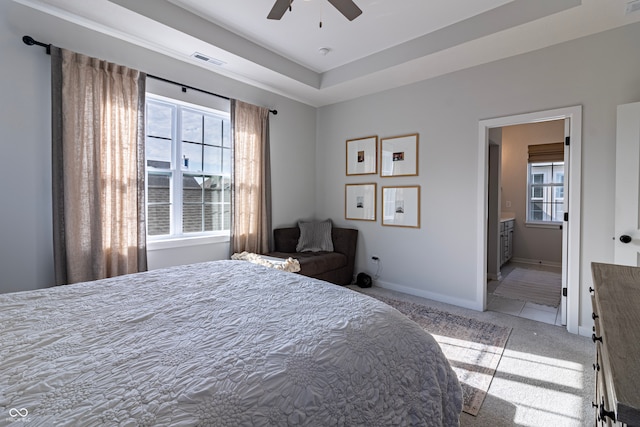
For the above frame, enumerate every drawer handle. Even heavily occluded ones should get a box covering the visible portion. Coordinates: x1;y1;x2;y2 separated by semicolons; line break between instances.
592;334;603;343
599;398;616;422
593;362;600;371
589;287;594;293
592;312;599;320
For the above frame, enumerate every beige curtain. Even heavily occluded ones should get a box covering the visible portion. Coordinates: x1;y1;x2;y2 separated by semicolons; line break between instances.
230;100;272;254
51;47;147;285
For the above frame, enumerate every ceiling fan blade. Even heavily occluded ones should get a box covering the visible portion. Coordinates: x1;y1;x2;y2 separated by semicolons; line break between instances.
267;0;293;20
327;0;362;21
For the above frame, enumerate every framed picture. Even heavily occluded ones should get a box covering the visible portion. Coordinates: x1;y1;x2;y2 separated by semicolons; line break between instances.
345;183;376;221
382;185;420;228
380;133;418;177
346;136;377;175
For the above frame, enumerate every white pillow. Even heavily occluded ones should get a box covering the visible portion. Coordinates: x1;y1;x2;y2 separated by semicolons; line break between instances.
296;220;334;252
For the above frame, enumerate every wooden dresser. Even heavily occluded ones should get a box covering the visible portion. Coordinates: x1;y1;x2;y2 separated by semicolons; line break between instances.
591;262;640;426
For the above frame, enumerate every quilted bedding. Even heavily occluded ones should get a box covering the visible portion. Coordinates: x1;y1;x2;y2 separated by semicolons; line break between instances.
0;260;462;426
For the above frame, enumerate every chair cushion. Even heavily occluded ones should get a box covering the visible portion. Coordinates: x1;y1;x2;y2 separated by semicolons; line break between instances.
296;219;334;252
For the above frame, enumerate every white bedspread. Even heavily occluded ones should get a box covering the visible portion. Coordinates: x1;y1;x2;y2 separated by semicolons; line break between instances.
0;260;461;426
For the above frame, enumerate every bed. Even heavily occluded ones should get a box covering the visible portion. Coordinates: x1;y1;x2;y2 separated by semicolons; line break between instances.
0;260;462;426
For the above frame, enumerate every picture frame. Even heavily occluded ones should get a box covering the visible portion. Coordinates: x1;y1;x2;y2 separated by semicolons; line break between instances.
345;183;377;221
380;133;419;177
382;185;420;228
346;136;378;175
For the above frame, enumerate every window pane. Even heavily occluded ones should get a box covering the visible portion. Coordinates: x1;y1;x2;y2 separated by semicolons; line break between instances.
148;173;171;203
223;203;230;229
147;102;173;139
532;186;543;199
183;174;203;203
182;142;203;171
222;148;231;175
148;205;171;235
531;202;543;221
223;120;231;147
183;204;203;233
223;177;231;203
204;204;222;232
146;136;172;168
554;203;564;222
532;172;544;184
182;110;203;143
205;116;223;146
147;172;171;236
204;146;222;174
204;176;221;203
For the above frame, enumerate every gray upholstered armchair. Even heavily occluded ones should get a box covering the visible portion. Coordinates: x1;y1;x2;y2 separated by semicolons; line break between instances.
266;226;358;285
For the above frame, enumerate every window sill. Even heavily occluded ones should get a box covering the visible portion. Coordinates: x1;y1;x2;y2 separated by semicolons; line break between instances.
525;221;562;230
147;234;230;251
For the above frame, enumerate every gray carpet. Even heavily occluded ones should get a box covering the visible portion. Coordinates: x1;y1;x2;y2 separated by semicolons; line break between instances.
349;285;594;426
360;292;511;416
493;267;562;307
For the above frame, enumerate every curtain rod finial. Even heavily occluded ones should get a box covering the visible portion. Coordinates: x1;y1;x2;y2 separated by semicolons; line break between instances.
22;35;35;46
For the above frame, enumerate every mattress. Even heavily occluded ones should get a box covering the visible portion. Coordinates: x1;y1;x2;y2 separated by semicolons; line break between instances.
0;260;462;426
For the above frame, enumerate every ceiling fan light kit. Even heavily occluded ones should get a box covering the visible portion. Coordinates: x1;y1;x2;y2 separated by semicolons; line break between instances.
267;0;362;21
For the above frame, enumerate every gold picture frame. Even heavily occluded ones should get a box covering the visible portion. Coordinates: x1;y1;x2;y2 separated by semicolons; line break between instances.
346;136;377;175
345;183;377;221
382;185;420;228
380;133;419;177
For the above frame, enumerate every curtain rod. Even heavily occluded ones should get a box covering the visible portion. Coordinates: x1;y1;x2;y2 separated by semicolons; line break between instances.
22;35;277;115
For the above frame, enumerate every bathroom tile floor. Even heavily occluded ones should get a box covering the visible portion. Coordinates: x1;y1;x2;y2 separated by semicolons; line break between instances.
487;262;563;326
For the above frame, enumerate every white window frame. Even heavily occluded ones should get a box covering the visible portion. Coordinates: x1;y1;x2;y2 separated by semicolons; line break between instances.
145;94;231;245
526;161;564;227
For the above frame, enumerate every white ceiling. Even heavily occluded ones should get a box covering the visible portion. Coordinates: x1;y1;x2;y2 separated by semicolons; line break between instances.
15;0;640;106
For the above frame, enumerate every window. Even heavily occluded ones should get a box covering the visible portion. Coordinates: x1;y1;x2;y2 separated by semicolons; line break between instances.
145;95;231;239
527;162;564;223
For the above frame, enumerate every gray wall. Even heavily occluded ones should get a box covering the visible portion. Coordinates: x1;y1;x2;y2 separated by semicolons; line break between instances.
0;1;316;293
3;0;640;334
316;22;640;332
501;121;564;265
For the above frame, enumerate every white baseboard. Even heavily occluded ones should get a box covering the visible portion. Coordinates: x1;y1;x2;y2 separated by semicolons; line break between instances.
578;325;593;338
510;257;562;269
487;272;502;281
374;279;482;311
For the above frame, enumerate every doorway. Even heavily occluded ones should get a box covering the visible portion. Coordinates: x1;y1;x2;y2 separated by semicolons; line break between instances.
477;106;582;334
488;121;564;324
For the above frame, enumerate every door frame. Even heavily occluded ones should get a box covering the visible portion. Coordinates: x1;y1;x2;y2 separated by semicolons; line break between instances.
476;105;582;334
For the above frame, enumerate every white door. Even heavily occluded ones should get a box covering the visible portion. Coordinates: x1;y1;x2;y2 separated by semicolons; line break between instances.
614;102;640;266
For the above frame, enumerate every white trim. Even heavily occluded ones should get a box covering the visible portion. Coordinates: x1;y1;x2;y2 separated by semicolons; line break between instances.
510;257;562;269
524;221;562;229
147;234;229;251
478;105;582;335
578;325;593;338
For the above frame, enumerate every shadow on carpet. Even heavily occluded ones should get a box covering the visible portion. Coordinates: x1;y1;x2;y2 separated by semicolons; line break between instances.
361;292;512;416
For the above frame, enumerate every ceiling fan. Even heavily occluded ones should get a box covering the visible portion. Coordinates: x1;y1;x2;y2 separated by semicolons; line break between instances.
267;0;363;21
